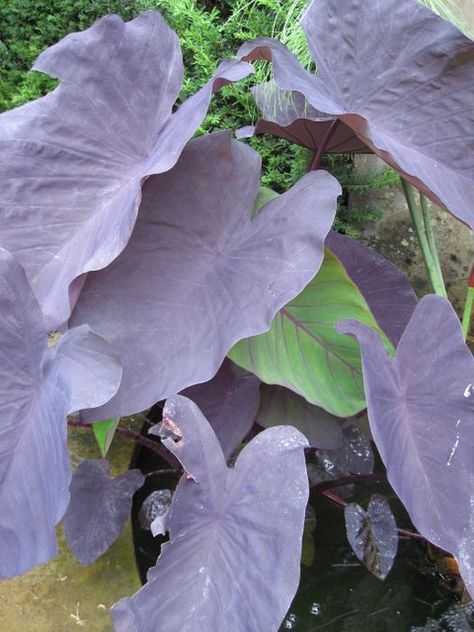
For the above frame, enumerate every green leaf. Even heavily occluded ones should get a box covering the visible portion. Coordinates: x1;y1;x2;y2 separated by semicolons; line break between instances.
252;185;279;218
92;417;120;458
229;249;393;417
418;0;474;40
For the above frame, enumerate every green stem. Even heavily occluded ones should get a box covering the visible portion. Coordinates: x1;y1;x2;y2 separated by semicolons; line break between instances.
401;179;447;297
419;192;446;294
462;285;474;341
462;266;474;341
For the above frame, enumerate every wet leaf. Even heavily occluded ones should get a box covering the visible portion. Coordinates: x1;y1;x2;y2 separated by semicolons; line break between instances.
345;494;398;580
111;395;309;632
337;295;474;594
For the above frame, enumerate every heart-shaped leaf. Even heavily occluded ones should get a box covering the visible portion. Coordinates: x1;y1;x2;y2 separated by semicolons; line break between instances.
72;131;340;419
180;359;260;461
229;247;393;417
63;460;144;565
0;249;121;577
0;11;253;327
111;395;309;632
337;295;474;594
239;0;474;229
256;384;342;449
345;494;398;580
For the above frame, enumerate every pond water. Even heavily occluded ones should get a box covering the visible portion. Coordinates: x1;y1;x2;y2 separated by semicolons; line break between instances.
133;440;474;632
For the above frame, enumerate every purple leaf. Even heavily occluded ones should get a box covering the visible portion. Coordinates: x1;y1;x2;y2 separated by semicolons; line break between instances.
72;131;340;420
326;231;417;346
337;295;474;593
0;248;121;577
318;423;374;477
180;359;260;460
111;395;309;632
138;490;173;531
0;11;253;328
256;384;342;449
246;82;368;154
239;0;474;228
345;494;398;580
63;460;144;565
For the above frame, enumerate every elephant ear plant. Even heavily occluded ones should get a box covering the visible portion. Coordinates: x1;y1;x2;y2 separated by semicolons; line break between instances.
0;1;473;630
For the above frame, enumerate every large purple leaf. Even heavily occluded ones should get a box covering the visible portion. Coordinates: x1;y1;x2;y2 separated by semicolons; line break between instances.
337;295;474;593
326;231;417;346
239;0;474;228
0;249;122;577
0;11;253;328
72;131;340;419
63;460;144;565
180;359;260;460
111;396;308;631
256;384;342;449
345;494;398;580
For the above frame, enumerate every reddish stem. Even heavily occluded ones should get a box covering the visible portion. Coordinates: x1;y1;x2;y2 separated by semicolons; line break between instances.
67;418;180;469
306;119;340;172
144;468;180;479
312;473;387;492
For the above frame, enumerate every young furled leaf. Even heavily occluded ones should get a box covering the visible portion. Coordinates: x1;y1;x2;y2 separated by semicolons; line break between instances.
72;131;340;420
229;248;393;417
345;494;398;580
326;231;417;346
111;395;309;632
0;249;122;578
239;0;474;229
63;460;144;565
0;11;253;328
337;295;474;594
256;384;342;450
92;418;120;458
180;359;260;461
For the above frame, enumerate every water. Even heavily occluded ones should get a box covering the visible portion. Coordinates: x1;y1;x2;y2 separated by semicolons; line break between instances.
132;434;472;632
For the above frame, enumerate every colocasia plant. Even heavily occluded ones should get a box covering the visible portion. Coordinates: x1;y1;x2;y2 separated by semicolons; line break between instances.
0;1;473;630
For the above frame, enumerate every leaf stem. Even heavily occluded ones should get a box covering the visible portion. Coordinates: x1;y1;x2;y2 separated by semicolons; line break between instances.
461;266;474;341
400;179;446;297
67;418;179;468
311;473;387;492
144;468;180;479
307;119;340;172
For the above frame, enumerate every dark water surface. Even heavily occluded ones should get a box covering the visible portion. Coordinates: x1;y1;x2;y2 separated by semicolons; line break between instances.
132;439;471;632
